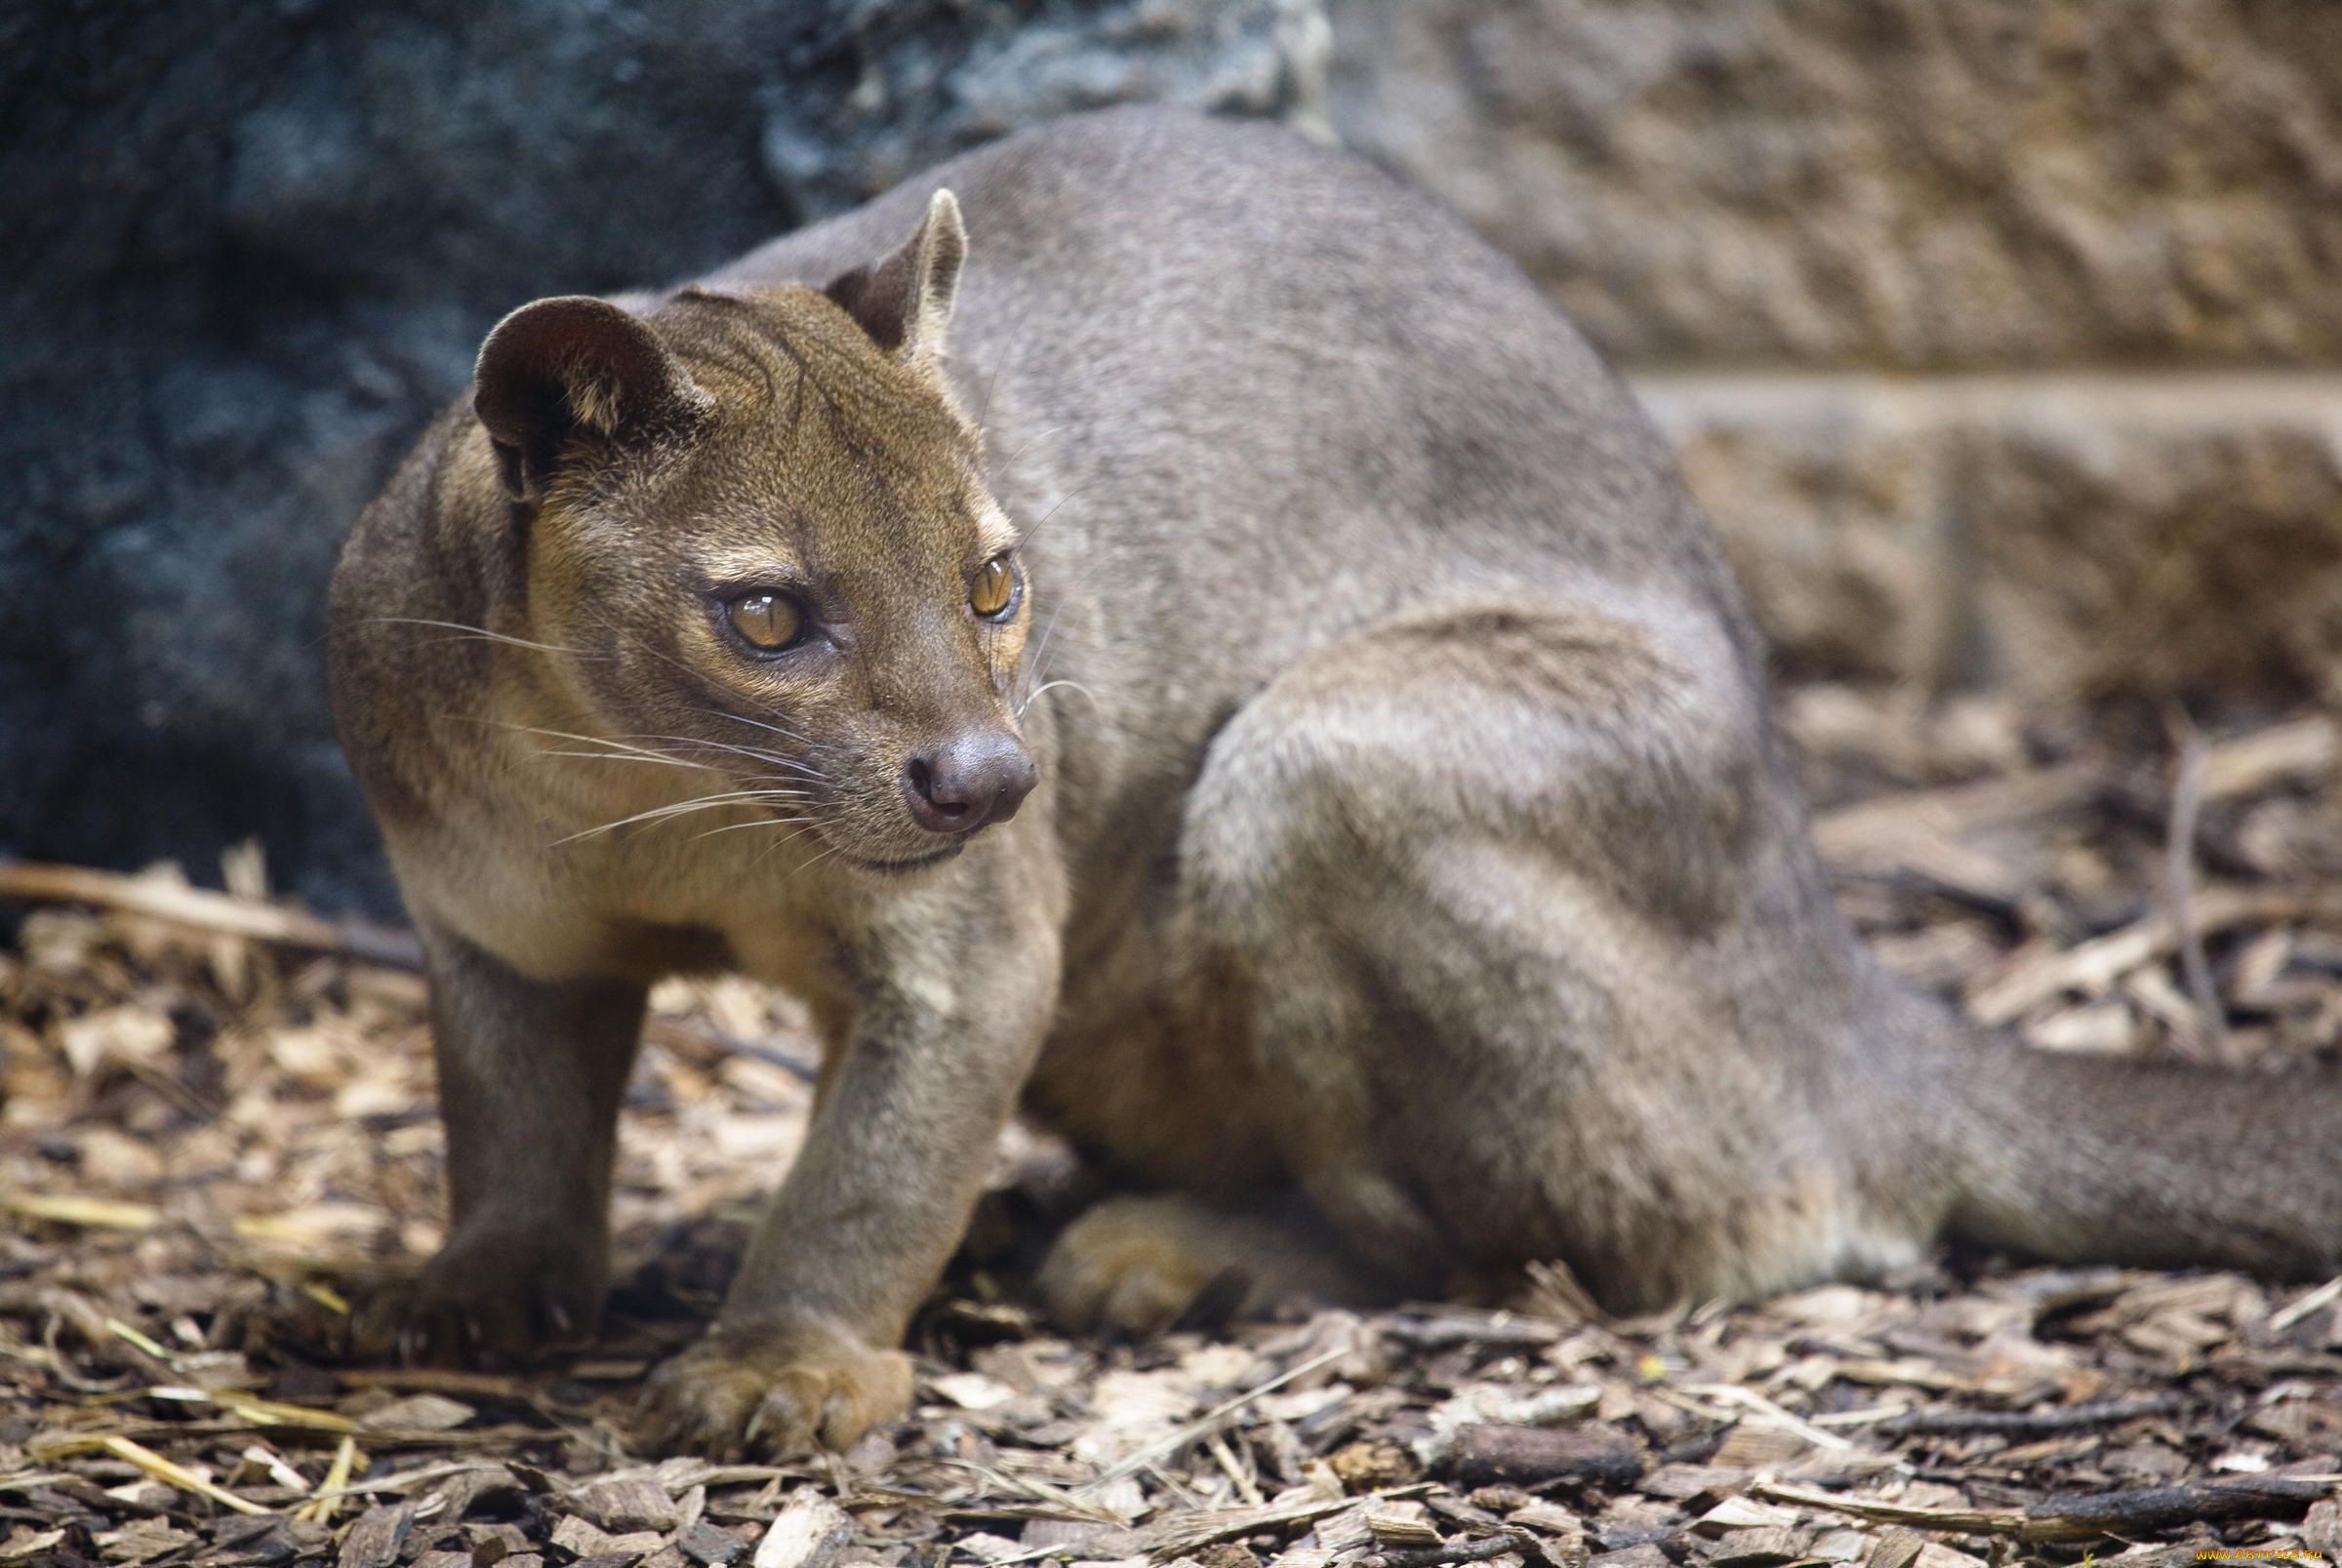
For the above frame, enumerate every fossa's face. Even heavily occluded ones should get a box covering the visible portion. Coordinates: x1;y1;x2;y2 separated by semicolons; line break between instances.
522;286;1036;875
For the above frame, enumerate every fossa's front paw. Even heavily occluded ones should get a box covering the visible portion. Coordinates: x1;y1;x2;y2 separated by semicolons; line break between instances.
350;1226;604;1370
635;1315;912;1458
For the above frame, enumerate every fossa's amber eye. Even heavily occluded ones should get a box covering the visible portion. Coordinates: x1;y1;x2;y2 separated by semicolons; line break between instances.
971;554;1018;620
728;592;803;651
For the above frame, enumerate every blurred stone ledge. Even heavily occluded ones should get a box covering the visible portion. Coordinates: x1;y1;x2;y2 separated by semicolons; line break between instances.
1629;372;2342;704
1329;0;2342;371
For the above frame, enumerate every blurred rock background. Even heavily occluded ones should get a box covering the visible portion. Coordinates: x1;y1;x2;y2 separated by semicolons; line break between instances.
5;0;2337;909
1331;1;2342;709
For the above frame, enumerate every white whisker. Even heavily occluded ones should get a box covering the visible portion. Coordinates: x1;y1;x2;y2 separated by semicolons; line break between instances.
367;617;596;659
1017;678;1099;717
548;788;813;846
688;816;822;844
700;708;815;746
622;733;826;781
531;748;710;772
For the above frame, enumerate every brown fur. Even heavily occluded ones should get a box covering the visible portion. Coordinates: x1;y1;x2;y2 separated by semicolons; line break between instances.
329;108;2342;1459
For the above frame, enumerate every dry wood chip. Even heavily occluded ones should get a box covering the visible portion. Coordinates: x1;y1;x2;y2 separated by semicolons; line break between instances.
1328;1442;1419;1491
1384;1311;1562;1352
1583;1546;1668;1568
1141;1488;1433;1558
1447;1426;1640;1489
337;1502;417;1568
1089;1369;1203;1430
1695;1499;1800;1535
1708;1424;1817;1472
1806;1529;1870;1562
1861;1528;1921;1568
930;1372;1020;1412
1313;1502;1378;1553
1087;1475;1151;1525
200;1514;333;1566
1364;1508;1440;1547
1637;1465;1746;1503
446;1524;514;1563
751;1489;852;1568
1452;1489;1523;1516
1706;1526;1813;1566
1419;1497;1505;1539
569;1475;684;1534
1022;1518;1137;1555
1364;1534;1534;1568
2298;1498;2342;1562
1502;1503;1580;1541
95;1517;196;1564
1416;1387;1603;1467
552;1514;668;1558
354;1392;475;1432
1774;1452;1901;1492
652;1460;790;1494
678;1520;751;1567
462;1521;528;1555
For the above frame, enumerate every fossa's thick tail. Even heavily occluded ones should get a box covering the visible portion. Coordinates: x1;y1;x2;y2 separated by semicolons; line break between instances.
1939;1030;2342;1278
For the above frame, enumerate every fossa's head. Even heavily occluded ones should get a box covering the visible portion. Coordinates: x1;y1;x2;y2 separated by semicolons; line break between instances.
470;191;1036;875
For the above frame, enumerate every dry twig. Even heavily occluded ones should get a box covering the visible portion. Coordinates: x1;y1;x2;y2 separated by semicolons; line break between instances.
0;861;422;969
1751;1476;2324;1546
2163;714;2233;1063
1875;1395;2183;1439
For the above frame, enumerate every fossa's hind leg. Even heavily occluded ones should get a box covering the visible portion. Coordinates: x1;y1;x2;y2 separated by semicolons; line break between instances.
1169;594;1932;1313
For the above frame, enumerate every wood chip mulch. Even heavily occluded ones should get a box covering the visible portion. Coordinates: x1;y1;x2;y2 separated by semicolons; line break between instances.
0;681;2338;1568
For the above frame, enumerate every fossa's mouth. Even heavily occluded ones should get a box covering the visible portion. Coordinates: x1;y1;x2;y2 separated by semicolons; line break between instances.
849;844;965;876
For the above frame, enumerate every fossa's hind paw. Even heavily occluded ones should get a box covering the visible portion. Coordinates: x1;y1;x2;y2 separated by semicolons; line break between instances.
1037;1192;1391;1337
1037;1197;1247;1337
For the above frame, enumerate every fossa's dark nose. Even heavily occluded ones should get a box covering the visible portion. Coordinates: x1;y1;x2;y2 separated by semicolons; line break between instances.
904;731;1037;835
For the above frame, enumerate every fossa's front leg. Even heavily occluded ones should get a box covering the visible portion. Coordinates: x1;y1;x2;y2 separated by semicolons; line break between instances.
353;921;645;1367
638;875;1061;1457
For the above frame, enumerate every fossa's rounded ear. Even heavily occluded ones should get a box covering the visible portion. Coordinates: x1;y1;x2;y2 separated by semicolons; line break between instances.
473;297;709;502
823;188;966;368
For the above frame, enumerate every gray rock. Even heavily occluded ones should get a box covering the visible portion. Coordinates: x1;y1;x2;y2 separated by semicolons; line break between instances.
1328;0;2342;706
1328;0;2342;369
1638;371;2342;703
